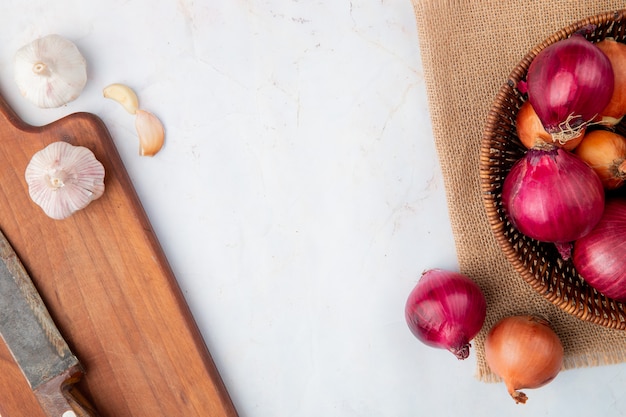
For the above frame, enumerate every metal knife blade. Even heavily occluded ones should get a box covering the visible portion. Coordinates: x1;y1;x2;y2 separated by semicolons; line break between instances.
0;229;99;417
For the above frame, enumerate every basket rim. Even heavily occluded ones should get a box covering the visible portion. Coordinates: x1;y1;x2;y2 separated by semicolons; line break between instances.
479;9;626;329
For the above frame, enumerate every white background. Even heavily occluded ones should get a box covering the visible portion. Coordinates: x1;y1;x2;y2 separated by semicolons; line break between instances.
1;1;626;416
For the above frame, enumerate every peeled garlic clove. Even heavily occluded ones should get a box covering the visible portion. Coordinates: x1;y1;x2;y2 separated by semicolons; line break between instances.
103;83;139;114
135;109;165;156
25;141;105;220
14;34;87;108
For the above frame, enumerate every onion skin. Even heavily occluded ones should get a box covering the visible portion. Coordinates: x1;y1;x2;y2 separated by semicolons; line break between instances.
575;130;626;190
596;38;626;126
484;315;563;404
516;101;583;150
573;199;626;302
404;269;486;360
502;146;605;259
527;34;614;143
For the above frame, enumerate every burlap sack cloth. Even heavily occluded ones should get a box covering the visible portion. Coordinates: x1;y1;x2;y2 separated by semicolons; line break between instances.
411;0;626;382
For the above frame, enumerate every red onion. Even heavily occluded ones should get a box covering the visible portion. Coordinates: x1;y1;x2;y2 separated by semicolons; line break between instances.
502;145;604;259
573;198;626;302
527;34;614;144
405;269;486;360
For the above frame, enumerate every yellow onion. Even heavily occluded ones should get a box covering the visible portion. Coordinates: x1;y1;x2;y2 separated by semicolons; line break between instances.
484;315;563;404
575;129;626;190
596;38;626;126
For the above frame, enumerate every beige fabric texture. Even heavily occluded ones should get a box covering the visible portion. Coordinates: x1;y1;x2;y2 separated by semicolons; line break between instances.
411;0;626;382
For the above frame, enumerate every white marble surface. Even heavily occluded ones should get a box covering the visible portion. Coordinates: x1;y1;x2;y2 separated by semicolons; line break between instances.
2;1;626;416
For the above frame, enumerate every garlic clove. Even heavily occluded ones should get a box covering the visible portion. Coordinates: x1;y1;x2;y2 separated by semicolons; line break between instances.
103;83;139;114
14;34;87;108
25;141;105;220
135;109;165;156
102;83;166;156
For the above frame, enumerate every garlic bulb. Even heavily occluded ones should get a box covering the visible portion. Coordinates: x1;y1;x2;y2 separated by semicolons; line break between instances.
25;141;105;220
14;34;87;108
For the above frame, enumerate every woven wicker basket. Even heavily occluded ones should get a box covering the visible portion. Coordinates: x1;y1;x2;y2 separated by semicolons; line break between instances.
480;9;626;329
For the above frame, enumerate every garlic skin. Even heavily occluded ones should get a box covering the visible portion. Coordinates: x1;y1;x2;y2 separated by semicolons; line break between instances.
14;34;87;108
135;109;165;156
25;141;105;220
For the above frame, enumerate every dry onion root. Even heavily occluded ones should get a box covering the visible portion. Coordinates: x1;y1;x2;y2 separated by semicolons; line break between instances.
516;101;583;150
484;315;563;404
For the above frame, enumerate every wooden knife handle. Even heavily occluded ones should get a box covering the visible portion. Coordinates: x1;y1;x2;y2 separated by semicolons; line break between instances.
33;365;100;417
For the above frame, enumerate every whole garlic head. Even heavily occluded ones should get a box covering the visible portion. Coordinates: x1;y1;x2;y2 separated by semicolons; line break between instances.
25;141;105;220
14;34;87;108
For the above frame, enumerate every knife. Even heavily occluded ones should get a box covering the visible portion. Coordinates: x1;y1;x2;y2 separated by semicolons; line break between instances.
0;229;99;417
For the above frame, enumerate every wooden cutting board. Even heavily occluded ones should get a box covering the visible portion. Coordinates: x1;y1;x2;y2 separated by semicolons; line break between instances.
0;94;239;417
